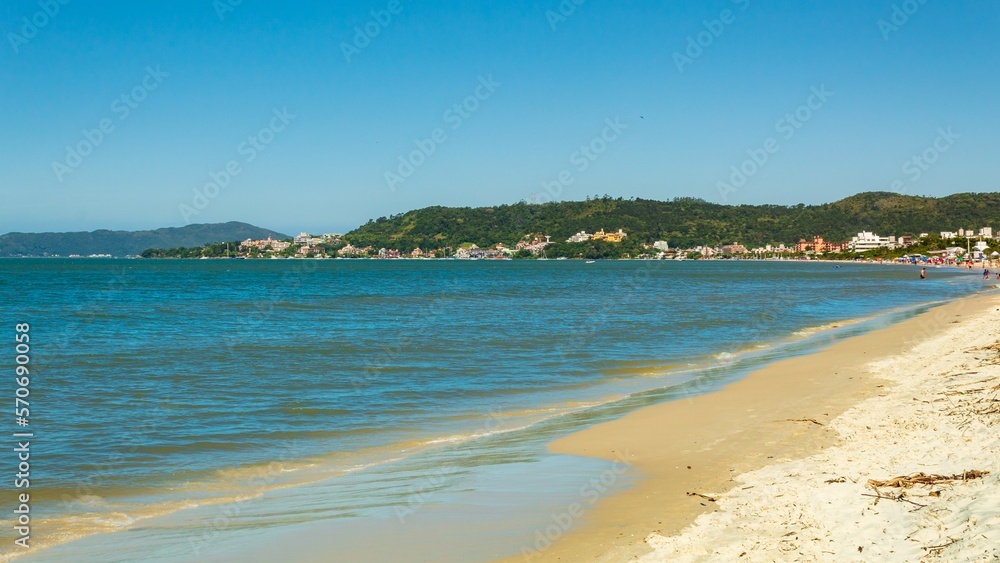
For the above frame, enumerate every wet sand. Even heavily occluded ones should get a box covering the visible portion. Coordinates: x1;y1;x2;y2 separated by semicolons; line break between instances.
506;292;996;562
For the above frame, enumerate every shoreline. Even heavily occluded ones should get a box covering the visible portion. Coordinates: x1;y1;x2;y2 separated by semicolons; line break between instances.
507;290;1000;562
5;255;994;266
7;266;988;556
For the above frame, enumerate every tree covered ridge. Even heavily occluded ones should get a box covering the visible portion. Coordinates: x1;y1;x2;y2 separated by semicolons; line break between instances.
0;222;290;257
343;192;1000;251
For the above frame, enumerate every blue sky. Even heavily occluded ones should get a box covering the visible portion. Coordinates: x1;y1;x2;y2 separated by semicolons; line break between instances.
2;0;998;235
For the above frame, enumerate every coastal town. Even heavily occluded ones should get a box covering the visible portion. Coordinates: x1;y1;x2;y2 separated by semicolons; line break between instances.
193;226;1000;263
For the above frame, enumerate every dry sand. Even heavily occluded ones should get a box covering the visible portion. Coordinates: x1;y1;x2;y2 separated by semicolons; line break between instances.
511;292;1000;562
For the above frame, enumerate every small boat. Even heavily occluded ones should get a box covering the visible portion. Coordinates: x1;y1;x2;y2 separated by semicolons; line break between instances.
585;260;596;264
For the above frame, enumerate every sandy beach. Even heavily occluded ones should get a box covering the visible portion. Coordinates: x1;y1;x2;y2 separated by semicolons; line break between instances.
513;291;1000;562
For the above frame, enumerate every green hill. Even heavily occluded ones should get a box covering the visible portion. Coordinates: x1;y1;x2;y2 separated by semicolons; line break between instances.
0;222;290;257
343;192;1000;252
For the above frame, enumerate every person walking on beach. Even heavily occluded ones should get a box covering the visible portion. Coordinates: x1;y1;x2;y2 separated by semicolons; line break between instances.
920;268;926;279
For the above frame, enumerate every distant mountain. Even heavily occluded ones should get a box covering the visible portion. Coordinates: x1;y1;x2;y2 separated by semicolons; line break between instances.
0;222;290;257
344;192;1000;251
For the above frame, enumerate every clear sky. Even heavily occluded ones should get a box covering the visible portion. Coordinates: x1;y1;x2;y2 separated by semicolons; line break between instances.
2;0;998;235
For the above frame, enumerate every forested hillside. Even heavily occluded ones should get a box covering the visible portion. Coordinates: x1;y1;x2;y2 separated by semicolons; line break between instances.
343;192;1000;251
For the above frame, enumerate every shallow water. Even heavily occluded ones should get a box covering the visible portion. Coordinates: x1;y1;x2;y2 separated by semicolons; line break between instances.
0;259;986;561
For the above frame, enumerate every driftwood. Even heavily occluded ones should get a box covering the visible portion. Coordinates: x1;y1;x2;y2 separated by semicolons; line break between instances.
867;470;989;489
686;491;716;502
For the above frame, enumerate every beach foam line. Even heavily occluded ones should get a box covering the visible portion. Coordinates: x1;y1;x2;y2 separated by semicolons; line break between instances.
499;290;998;563
594;304;946;385
11;293;989;560
640;294;1000;561
411;400;618;447
0;398;624;560
603;298;953;402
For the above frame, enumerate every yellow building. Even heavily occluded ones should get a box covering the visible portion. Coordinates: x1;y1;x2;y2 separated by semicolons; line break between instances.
592;229;627;243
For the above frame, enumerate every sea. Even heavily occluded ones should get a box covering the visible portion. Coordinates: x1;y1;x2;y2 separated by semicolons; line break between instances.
0;258;989;562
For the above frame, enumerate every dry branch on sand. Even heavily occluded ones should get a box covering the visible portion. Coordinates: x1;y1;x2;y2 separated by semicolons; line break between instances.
866;470;989;489
782;418;823;426
923;538;958;554
861;491;927;510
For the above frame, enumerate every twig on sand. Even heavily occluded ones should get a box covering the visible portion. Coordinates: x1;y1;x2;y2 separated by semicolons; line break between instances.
824;476;846;484
862;492;927;511
944;388;986;396
686;491;717;502
783;418;823;426
922;538;958;554
966;377;998;387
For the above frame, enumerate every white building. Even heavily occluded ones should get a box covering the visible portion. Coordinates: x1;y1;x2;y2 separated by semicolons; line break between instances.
652;241;669;251
566;231;591;243
337;244;360;257
940;231;957;240
980;227;993;238
751;244;791;255
850;231;896;252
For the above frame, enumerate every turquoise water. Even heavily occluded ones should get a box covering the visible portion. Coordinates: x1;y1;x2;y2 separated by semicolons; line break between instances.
0;259;987;561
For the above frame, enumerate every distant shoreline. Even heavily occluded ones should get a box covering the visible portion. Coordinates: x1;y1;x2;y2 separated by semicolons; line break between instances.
0;255;975;262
